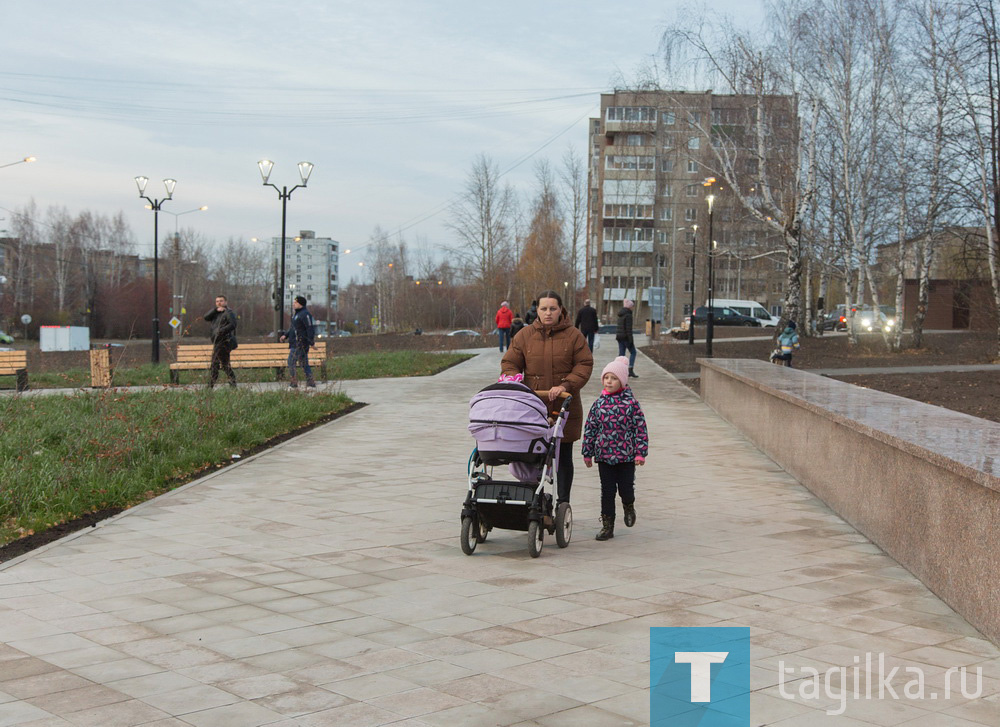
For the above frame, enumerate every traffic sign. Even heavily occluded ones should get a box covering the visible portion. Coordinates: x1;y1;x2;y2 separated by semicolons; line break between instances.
169;317;181;329
20;314;31;325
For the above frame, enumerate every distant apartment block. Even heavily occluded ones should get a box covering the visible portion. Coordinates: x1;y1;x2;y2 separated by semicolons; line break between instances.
272;230;340;312
587;90;795;326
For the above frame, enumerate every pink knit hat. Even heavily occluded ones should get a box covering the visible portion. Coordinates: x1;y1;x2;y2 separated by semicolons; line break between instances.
623;299;635;309
601;356;630;389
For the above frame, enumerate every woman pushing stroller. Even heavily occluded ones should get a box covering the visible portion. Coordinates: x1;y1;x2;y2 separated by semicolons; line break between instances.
501;289;593;506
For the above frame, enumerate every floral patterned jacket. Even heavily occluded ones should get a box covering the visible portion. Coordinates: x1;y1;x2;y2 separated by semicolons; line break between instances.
581;387;649;464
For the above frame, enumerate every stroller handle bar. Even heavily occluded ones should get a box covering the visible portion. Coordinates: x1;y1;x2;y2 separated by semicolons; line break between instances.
533;389;573;414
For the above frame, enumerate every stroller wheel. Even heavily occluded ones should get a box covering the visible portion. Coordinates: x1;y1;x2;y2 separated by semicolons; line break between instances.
460;517;478;555
528;520;543;558
555;502;572;548
475;518;490;544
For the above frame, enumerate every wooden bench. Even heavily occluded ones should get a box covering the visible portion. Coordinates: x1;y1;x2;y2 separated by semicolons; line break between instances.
169;342;327;384
0;350;28;391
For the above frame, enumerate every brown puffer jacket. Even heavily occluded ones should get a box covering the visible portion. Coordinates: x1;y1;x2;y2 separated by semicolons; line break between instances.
501;313;594;441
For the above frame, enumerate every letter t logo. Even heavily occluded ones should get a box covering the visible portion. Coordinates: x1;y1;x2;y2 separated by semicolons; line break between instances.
675;652;729;702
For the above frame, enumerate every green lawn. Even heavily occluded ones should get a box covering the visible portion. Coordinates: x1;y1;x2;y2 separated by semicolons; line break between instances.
15;350;472;389
0;389;355;547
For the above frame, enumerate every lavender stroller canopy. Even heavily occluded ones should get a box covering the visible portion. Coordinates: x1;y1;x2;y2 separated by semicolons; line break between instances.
468;382;552;467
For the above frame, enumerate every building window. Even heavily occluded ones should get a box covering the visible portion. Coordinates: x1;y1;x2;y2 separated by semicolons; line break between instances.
688;111;702;125
660;158;674;173
685;208;698;221
687;159;698;173
687;255;695;268
603;227;655;243
663;111;676;125
624;134;647;146
660;184;672;198
684;280;693;292
659;207;673;221
605;155;655;171
604;204;654;220
606;106;657;122
686;184;699;196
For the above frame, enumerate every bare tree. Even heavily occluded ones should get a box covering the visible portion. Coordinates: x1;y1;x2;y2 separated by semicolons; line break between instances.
446;154;517;327
559;145;587;308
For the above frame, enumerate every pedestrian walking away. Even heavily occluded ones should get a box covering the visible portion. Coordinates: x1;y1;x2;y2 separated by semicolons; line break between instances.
502;289;593;505
204;295;238;388
281;295;317;388
524;300;539;325
510;311;525;341
575;298;599;352
616;299;638;378
582;356;649;541
495;300;514;352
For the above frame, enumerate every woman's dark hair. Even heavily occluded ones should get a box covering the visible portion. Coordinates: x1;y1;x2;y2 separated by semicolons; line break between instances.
536;290;563;308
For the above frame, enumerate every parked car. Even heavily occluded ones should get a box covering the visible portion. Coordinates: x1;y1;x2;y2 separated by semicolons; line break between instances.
684;306;762;327
0;330;12;344
853;305;896;333
710;299;781;327
817;307;848;332
447;329;480;337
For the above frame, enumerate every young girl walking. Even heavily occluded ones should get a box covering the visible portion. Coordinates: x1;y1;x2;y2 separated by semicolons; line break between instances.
581;356;649;541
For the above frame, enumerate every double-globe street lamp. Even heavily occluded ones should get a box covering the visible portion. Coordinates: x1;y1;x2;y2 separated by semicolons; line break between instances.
257;160;313;335
135;176;176;364
703;177;719;357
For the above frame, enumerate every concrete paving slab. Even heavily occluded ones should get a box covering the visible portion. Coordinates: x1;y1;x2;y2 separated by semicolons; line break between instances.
0;347;998;725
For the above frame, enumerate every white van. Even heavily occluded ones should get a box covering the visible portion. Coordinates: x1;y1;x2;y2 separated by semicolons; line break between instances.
709;299;781;327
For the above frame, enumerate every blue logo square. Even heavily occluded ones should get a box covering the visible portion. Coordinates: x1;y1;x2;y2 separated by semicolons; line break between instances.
651;627;751;726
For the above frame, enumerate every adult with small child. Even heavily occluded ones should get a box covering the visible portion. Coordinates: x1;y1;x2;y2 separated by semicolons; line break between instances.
501;289;593;506
770;320;800;367
582;356;649;541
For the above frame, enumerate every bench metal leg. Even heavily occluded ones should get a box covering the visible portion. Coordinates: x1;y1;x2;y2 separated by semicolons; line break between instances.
274;367;284;381
170;369;179;385
15;368;27;392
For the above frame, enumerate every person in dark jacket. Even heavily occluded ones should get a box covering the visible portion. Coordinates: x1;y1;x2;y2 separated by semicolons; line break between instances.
574;298;599;352
502;289;594;505
509;312;525;340
204;295;237;388
280;296;317;388
524;300;539;325
616;299;638;378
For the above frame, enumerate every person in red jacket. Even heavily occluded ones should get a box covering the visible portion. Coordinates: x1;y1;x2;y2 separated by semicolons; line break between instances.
495;301;514;351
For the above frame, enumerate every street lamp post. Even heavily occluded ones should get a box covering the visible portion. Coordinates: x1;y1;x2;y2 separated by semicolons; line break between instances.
688;224;698;345
705;192;716;357
162;206;207;339
258;160;314;335
135;176;176;363
669;226;686;329
0;156;36;170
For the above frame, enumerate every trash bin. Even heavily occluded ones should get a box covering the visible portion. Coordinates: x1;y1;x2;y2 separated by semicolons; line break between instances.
645;319;659;340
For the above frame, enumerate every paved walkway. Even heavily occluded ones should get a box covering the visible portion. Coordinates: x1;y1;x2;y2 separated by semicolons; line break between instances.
1;350;998;726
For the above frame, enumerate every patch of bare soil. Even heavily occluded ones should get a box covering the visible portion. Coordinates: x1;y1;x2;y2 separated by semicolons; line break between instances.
643;330;997;374
831;371;1000;424
642;331;1000;424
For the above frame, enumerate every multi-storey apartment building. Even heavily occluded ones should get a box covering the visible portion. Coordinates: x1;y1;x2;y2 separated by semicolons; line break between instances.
587;89;794;327
272;230;340;314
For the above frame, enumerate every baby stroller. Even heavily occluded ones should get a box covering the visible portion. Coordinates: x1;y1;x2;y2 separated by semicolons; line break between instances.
461;378;573;558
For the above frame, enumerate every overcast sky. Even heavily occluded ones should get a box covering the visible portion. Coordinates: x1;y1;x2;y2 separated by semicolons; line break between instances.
1;0;763;279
